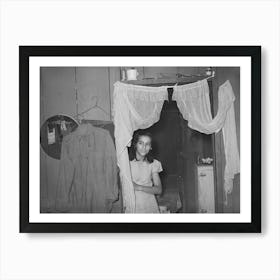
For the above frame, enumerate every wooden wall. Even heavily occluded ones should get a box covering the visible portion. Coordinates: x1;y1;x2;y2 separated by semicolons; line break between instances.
40;67;120;212
214;67;240;213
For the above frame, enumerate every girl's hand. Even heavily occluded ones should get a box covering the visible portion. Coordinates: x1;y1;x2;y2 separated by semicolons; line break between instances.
133;182;142;191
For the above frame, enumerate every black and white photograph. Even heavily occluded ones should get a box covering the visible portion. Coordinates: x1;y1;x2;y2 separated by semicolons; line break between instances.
20;46;260;232
40;66;240;215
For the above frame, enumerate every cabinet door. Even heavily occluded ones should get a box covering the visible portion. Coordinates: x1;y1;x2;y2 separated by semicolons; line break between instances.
197;166;215;213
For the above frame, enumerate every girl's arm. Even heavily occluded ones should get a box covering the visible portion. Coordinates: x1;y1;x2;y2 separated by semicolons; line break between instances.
133;172;162;195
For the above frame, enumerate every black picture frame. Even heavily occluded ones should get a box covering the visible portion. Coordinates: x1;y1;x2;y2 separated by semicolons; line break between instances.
20;46;261;233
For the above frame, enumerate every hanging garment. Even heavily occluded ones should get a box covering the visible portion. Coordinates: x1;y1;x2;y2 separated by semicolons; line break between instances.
172;79;240;203
55;123;118;213
130;159;163;213
113;82;169;213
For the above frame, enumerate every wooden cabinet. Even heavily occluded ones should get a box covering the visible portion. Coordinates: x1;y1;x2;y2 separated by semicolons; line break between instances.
196;165;215;213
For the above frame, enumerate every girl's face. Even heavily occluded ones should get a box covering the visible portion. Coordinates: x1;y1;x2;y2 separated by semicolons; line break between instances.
135;135;152;159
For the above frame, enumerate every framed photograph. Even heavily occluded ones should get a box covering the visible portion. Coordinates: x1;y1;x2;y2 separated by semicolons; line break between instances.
20;46;261;233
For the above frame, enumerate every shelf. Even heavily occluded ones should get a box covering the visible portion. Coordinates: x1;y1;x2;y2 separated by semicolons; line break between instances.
123;75;212;87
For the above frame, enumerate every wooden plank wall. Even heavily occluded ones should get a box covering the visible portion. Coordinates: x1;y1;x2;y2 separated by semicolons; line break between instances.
40;67;120;212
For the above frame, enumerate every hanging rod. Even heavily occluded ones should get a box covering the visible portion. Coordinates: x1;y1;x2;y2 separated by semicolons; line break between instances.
123;72;215;87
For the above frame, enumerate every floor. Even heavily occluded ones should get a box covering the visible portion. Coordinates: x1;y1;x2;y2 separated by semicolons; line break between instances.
157;175;182;213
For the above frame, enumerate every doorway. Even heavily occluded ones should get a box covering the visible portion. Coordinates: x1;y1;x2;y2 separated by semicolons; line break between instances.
136;83;214;213
147;99;183;212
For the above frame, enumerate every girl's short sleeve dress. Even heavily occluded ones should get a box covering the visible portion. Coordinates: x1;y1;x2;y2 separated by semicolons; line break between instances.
130;159;163;213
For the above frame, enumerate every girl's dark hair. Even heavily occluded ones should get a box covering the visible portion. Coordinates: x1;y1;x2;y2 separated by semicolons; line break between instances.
129;130;154;163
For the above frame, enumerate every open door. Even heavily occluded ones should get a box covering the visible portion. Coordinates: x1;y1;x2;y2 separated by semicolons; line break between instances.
211;77;226;213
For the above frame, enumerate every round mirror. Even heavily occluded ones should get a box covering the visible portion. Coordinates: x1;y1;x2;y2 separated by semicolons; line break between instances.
40;114;79;160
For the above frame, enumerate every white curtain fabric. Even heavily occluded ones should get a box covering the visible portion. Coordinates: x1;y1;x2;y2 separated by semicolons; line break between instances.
172;79;240;203
113;79;240;212
112;82;169;213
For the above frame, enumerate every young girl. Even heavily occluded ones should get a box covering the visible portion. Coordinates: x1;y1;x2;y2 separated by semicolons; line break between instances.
129;131;163;213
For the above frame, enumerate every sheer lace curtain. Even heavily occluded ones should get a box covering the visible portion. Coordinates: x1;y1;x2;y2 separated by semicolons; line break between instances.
113;82;169;212
173;79;240;204
113;79;240;212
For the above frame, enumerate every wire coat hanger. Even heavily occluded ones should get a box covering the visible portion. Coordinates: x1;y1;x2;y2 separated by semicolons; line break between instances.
72;67;111;123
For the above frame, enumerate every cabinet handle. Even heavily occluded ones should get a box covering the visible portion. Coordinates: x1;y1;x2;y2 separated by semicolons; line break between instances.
199;173;206;177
